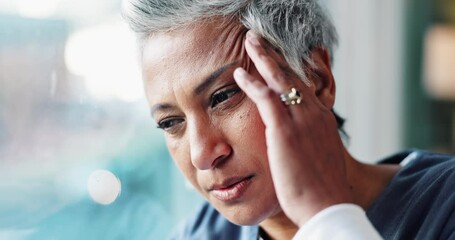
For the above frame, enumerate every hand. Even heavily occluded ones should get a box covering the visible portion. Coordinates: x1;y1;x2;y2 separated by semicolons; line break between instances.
233;31;353;227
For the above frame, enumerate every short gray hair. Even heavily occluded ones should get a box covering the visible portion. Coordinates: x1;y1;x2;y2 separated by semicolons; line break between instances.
122;0;338;82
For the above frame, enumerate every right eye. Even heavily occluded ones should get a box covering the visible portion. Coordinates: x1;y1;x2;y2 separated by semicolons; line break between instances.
157;117;184;133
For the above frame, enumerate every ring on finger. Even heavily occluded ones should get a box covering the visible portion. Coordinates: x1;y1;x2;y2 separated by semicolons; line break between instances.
280;87;302;105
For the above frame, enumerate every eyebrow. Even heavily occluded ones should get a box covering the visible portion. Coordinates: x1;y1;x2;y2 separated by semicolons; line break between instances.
193;62;237;96
151;103;173;117
151;61;237;116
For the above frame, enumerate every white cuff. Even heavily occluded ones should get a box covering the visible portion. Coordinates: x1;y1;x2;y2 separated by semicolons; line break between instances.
293;204;383;240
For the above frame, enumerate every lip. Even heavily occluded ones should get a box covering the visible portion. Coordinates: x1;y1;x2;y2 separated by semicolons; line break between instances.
209;175;254;202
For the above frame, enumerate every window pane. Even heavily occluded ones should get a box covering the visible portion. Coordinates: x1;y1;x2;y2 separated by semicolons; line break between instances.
0;1;202;239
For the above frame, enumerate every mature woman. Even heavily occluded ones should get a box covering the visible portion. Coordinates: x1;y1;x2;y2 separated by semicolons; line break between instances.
122;0;455;239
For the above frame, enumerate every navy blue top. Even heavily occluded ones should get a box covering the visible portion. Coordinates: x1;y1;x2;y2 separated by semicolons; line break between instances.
367;150;455;239
171;150;455;240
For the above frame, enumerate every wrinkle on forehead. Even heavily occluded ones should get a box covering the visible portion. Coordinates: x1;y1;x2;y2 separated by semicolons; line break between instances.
141;19;249;105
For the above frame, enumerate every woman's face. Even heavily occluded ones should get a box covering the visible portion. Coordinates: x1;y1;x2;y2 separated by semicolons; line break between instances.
142;21;280;225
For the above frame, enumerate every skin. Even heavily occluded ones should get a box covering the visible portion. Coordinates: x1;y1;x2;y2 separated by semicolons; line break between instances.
142;19;401;239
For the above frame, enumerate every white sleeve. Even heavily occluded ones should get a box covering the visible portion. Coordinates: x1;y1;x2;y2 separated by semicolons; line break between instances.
292;204;383;240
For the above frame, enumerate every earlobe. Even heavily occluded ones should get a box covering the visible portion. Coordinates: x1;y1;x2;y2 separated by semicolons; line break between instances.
304;47;336;109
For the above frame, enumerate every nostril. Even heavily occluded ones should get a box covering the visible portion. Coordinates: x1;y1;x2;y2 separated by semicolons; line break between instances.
212;155;227;168
211;147;232;168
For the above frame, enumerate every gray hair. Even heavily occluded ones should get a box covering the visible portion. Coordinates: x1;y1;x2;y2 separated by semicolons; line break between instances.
122;0;338;83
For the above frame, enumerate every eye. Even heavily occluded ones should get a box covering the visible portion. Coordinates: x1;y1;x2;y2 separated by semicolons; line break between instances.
210;87;241;108
157;117;184;133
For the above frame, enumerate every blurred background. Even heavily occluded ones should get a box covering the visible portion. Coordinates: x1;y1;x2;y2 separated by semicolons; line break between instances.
0;0;454;239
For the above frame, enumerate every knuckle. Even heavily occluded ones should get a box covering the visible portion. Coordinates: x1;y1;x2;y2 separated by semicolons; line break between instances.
258;53;273;64
271;71;286;83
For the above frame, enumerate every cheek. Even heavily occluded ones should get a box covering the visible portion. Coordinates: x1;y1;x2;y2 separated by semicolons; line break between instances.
239;104;265;147
166;139;200;190
226;100;269;168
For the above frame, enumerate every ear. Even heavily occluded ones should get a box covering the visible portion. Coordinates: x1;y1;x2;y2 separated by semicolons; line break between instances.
305;47;336;109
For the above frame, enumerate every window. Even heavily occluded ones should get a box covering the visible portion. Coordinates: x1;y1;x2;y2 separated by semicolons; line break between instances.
0;1;201;239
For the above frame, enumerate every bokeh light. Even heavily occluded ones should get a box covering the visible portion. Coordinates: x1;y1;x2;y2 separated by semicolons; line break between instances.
87;169;121;205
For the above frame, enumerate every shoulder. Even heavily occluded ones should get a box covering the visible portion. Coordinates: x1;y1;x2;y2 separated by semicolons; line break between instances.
376;149;455;184
395;150;455;188
374;149;455;207
170;202;258;240
368;150;455;239
402;150;455;170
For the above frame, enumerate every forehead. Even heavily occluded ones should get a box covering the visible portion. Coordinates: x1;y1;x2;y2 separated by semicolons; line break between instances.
141;20;247;103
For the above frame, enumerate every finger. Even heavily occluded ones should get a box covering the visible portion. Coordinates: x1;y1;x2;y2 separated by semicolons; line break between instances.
245;31;287;68
233;67;291;128
245;32;318;119
245;31;315;96
245;32;307;92
244;32;292;92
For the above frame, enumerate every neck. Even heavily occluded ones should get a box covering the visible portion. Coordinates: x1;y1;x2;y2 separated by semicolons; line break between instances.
259;211;298;240
344;149;401;209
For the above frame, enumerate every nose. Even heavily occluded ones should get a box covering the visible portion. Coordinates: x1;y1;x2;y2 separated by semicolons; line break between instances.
188;119;232;170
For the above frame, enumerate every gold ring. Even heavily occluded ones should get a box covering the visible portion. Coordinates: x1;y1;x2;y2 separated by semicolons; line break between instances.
279;88;302;105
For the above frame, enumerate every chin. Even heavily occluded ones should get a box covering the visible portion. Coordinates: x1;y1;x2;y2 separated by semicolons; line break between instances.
216;200;281;226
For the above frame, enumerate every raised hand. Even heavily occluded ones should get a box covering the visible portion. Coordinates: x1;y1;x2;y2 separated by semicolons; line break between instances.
233;31;353;227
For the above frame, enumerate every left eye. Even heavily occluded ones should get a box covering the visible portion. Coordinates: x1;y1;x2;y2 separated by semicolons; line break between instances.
210;87;240;108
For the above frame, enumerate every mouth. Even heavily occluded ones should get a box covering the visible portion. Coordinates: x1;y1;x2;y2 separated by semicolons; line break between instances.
209;175;254;202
